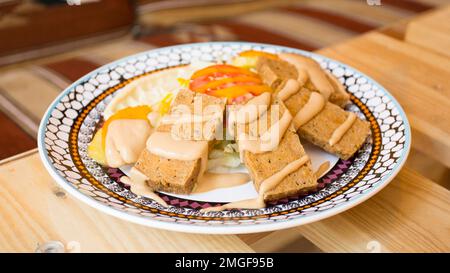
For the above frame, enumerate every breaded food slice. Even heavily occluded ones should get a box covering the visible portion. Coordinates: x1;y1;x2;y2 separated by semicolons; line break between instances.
134;89;226;194
157;89;227;140
305;74;350;108
325;70;350;108
239;100;317;202
256;57;298;91
284;88;370;160
257;55;350;107
134;149;201;194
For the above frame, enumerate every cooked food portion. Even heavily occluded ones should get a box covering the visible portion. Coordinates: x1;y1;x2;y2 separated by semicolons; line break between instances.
157;88;227;141
202;98;316;211
255;54;350;107
255;55;300;91
238;100;317;202
87;49;371;210
254;54;369;160
189;64;270;104
134;145;203;194
134;89;226;194
283;88;370;160
231;50;280;69
325;70;350;108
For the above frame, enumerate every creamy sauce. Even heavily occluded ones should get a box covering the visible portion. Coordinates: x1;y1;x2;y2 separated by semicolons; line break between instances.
293;92;325;130
228;92;271;139
329;112;356;146
105;119;152;168
201;155;309;212
314;161;330;178
194;172;250;193
146;131;209;177
123;168;168;207
279;53;333;100
258;155;309;198
277;55;308;86
229;92;271;125
201;197;265;212
277;79;300;101
325;70;350;102
238;110;292;160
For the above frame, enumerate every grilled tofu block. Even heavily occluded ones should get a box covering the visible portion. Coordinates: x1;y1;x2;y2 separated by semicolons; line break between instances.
256;56;298;91
284;88;370;160
157;89;227;141
134;149;201;194
134;89;226;194
257;55;350;107
238;100;317;202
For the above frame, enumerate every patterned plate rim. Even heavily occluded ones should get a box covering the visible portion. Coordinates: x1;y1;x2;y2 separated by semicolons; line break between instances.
38;42;411;234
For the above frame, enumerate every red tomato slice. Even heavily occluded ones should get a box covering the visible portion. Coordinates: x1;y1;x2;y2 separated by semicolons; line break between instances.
189;64;271;103
193;75;261;93
191;64;256;80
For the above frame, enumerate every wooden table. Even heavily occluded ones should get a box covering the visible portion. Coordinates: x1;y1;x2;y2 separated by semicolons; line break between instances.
1;8;449;253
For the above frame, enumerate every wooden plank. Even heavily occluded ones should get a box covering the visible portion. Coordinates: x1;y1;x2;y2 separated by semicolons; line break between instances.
0;110;36;160
138;0;294;27
405;148;450;189
405;5;450;58
377;17;411;40
44;57;100;82
0;152;253;253
0;148;38;166
0;68;60;123
240;230;321;253
317;32;450;167
79;40;154;64
295;169;450;252
235;10;354;48
295;0;413;27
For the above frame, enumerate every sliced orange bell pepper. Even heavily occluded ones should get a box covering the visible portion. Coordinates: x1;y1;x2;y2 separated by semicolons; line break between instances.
194;75;262;93
191;64;257;80
209;85;271;98
207;86;251;99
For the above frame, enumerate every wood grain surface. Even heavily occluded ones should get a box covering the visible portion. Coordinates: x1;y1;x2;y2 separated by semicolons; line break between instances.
1;151;448;252
0;152;253;253
296;169;450;252
0;7;449;253
0;111;35;160
318;32;450;167
405;5;450;58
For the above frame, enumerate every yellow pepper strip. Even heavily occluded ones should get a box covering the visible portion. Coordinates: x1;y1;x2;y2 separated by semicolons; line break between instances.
177;78;190;88
238;50;279;60
159;93;173;115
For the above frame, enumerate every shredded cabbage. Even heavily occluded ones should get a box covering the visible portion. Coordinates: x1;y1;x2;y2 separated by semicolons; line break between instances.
207;141;241;170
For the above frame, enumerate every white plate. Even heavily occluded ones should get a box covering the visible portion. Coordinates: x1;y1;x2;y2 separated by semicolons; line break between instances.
38;42;411;234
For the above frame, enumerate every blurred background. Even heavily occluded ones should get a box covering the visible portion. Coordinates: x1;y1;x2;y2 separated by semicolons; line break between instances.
0;0;448;189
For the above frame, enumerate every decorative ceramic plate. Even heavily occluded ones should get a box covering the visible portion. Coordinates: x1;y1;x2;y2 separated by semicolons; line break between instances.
38;42;411;234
